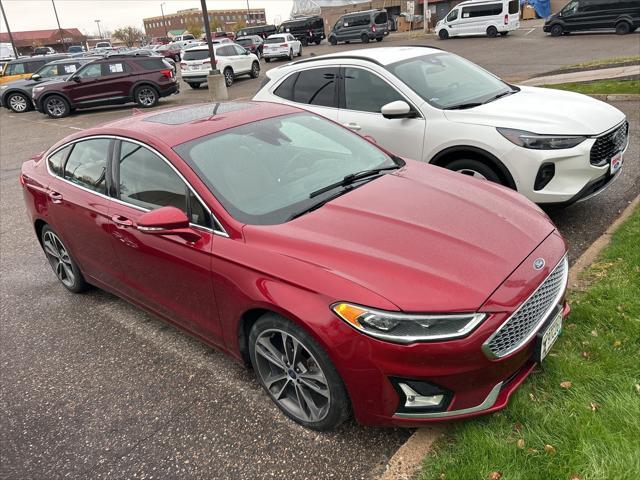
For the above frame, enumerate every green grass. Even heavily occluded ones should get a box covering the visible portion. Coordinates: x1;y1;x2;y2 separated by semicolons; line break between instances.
562;56;640;70
545;79;640;95
420;207;640;480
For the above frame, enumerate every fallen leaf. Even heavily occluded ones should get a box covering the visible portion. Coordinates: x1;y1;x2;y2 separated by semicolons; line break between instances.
489;472;502;480
581;341;589;346
560;381;572;389
544;444;557;455
567;323;577;329
616;305;624;312
590;402;599;412
570;475;582;480
526;448;539;454
582;351;590;359
591;330;598;337
517;438;525;449
529;393;537;401
613;340;622;348
439;474;446;480
513;422;523;433
635;384;640;394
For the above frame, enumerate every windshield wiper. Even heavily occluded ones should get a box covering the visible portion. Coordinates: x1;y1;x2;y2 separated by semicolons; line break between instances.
309;165;400;198
287;189;352;221
443;102;484;110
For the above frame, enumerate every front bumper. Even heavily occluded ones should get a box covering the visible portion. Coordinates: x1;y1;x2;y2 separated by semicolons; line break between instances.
333;231;569;426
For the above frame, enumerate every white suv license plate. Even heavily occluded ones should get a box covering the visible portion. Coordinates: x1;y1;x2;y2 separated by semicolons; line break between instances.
610;152;623;175
538;311;562;362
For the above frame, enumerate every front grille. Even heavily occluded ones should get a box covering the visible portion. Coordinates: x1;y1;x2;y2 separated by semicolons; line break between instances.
484;256;568;359
590;122;628;166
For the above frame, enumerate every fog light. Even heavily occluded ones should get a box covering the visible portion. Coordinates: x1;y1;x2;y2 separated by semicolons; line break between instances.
534;163;555;191
399;383;444;408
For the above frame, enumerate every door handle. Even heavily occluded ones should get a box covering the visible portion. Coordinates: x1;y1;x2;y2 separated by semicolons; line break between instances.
48;190;63;204
344;123;362;131
111;215;133;228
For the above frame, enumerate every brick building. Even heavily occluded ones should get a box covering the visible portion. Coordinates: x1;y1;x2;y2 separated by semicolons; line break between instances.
0;28;85;55
143;7;267;38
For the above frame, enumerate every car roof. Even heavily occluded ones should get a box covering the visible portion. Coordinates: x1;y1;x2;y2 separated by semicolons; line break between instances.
8;55;67;64
81;102;304;148
45;57;94;65
290;46;442;67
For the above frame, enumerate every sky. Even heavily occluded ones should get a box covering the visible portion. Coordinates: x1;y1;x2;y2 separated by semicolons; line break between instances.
0;0;294;36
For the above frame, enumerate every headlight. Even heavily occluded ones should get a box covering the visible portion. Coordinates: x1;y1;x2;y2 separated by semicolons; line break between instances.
497;127;586;150
331;303;486;344
0;85;7;90
32;86;45;94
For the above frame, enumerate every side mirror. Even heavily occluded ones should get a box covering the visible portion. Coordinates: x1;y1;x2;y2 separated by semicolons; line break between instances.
71;75;81;82
381;100;413;119
137;206;201;242
31;73;41;80
244;50;250;55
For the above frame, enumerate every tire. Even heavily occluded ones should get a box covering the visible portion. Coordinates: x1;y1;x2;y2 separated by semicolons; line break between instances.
134;85;158;108
329;36;337;46
6;92;31;113
288;49;294;61
376;37;383;42
500;31;509;36
265;57;271;63
361;33;370;43
315;39;321;45
248;313;351;431
438;29;449;40
223;67;234;87
41;225;89;293
444;158;502;184
297;45;302;57
550;24;563;36
43;95;70;118
615;21;631;35
250;61;260;78
301;37;308;47
188;82;201;89
486;26;498;38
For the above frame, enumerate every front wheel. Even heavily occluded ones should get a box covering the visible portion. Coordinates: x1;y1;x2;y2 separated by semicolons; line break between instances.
444;158;502;184
438;29;449;40
41;225;89;293
250;61;260;78
43;95;70;118
361;33;370;43
6;92;31;113
329;36;337;46
486;26;498;38
550;24;563;36
134;85;158;108
249;313;351;431
615;22;631;35
188;82;201;89
223;67;234;87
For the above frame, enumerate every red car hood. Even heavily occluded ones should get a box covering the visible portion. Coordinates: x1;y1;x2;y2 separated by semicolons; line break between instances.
243;161;558;312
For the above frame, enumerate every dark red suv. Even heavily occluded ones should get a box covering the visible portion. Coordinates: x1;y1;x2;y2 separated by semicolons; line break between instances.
32;55;179;118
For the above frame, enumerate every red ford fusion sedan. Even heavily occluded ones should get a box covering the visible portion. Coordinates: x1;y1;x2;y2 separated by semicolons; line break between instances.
21;102;570;430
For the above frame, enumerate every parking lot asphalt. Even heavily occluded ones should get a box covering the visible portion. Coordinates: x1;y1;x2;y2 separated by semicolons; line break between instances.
1;29;639;480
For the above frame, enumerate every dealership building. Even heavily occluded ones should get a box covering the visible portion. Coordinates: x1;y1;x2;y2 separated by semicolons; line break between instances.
143;7;267;38
0;28;85;55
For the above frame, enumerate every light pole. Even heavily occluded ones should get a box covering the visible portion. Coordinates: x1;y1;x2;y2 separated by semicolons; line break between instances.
200;0;227;101
0;0;19;58
51;0;66;51
246;0;250;24
95;19;102;39
160;2;169;38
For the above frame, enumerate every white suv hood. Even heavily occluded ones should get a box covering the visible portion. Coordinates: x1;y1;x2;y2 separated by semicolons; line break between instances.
444;86;625;135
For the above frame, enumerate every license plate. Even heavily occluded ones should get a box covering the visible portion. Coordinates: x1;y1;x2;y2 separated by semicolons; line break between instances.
537;311;562;362
610;153;623;175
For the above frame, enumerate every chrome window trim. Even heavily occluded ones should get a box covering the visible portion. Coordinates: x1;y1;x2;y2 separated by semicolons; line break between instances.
481;254;568;360
45;134;229;238
393;381;503;419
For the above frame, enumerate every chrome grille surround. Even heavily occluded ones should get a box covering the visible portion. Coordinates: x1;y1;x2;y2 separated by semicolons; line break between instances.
590;121;629;167
482;255;568;359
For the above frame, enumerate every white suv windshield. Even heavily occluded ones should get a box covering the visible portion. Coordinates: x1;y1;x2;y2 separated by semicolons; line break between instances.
174;113;397;225
387;53;514;110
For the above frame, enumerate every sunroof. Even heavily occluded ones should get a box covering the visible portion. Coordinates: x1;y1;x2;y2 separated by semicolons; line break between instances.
143;102;254;125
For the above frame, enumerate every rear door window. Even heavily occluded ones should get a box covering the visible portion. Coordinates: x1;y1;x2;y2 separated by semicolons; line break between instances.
64;139;110;194
508;0;520;14
462;3;503;18
274;68;338;108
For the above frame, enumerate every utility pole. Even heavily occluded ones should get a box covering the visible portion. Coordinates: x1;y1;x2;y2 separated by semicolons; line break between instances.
51;0;66;51
246;0;251;24
160;2;169;38
95;19;102;39
423;0;430;33
200;0;227;100
0;0;19;58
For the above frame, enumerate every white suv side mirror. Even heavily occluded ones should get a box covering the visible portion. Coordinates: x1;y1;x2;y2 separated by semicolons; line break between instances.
381;100;412;119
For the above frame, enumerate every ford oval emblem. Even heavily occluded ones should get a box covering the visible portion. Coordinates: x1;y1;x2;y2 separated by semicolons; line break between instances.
533;258;545;270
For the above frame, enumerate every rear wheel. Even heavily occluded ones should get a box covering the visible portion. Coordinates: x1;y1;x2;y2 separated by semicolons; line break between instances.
486;26;498;37
41;225;89;293
376;37;383;42
134;85;158;108
223;67;234;87
329;36;337;45
615;21;631;35
444;158;502;184
6;92;31;113
297;45;302;57
438;29;449;40
361;33;370;43
550;24;563;36
250;61;260;78
288;49;294;61
249;313;350;431
188;82;201;89
43;95;70;118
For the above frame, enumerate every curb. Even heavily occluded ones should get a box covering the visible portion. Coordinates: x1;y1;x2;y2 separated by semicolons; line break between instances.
588;94;640;102
375;195;640;480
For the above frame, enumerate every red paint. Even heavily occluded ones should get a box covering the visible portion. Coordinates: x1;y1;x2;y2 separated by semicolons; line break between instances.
21;102;569;426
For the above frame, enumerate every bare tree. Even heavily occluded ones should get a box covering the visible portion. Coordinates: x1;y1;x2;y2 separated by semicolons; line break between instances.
112;26;143;47
186;20;203;39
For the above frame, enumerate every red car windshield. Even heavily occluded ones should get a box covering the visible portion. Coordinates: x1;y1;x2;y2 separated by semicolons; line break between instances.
174;113;397;225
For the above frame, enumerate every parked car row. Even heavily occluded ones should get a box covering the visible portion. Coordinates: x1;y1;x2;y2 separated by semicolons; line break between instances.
180;43;260;88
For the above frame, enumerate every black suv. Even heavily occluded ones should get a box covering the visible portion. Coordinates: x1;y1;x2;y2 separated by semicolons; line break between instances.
328;10;389;45
1;58;95;113
544;0;640;36
32;55;179;118
278;16;325;45
236;24;277;39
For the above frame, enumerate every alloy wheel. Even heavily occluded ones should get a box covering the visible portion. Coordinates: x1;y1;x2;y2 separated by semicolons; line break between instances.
8;94;28;112
43;231;75;288
137;88;156;107
46;97;66;117
224;69;233;86
254;328;331;423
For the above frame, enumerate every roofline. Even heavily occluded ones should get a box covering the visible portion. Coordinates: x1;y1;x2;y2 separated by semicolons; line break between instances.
290;46;445;68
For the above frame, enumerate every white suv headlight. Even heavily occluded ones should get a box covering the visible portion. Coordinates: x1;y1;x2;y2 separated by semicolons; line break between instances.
331;303;486;344
498;127;586;150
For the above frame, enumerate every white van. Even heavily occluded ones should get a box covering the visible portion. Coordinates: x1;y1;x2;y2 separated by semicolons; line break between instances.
436;0;520;39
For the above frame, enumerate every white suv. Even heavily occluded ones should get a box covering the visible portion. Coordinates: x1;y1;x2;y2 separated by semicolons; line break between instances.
253;47;628;205
180;43;260;88
263;34;303;62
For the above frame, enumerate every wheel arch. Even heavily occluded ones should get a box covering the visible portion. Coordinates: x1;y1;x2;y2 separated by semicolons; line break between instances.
2;88;27;105
430;145;517;190
34;218;48;248
129;81;160;100
39;91;71;109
